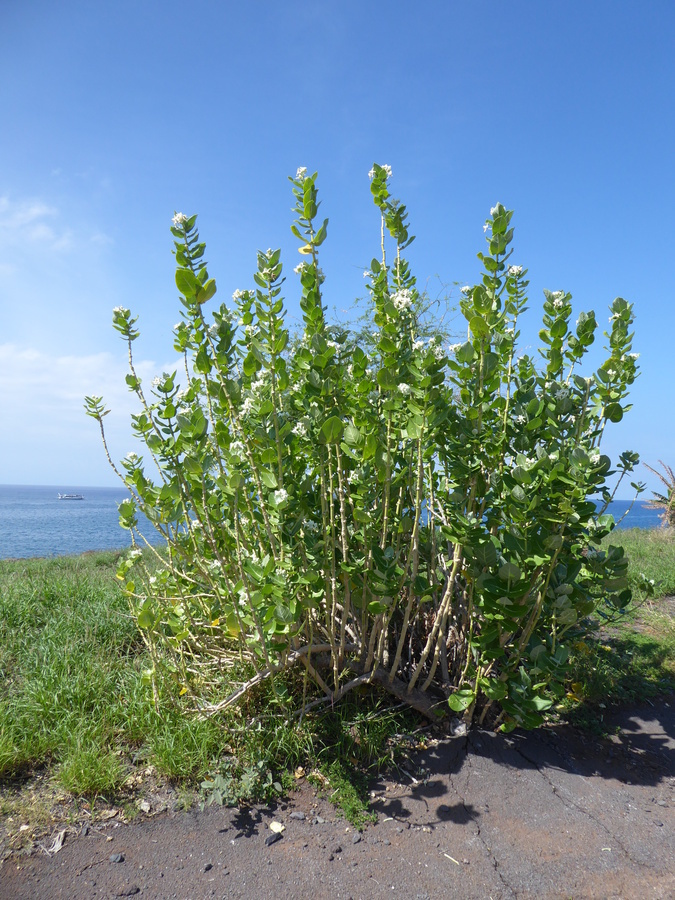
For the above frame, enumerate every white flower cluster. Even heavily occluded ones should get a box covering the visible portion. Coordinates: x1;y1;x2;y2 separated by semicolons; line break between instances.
551;291;566;310
363;270;372;279
483;223;491;233
368;164;392;180
398;382;412;396
391;289;413;311
589;451;601;464
346;364;354;377
628;352;640;360
295;167;307;180
230;440;245;455
172;212;188;226
508;265;523;276
241;397;255;416
232;289;249;302
274;488;288;504
125;451;138;462
152;376;163;387
448;343;462;354
327;339;340;352
413;339;425;351
514;414;527;424
294;263;306;275
550;383;571;400
113;305;128;316
490;204;500;216
292;422;308;438
460;285;472;295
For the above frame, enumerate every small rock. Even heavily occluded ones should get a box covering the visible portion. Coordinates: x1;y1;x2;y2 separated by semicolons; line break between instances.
352;833;361;844
462;858;470;865
654;821;664;827
115;888;140;897
290;811;306;820
265;832;282;846
422;826;432;834
110;853;125;864
396;827;403;833
204;863;213;872
315;816;326;824
382;839;391;846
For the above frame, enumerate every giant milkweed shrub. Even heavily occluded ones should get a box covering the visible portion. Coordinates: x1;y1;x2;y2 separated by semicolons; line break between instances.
86;165;643;731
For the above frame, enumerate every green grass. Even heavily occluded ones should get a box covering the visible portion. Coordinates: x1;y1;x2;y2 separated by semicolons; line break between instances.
560;527;675;729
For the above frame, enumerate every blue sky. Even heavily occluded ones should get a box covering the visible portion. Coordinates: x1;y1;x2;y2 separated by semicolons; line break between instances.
0;0;673;496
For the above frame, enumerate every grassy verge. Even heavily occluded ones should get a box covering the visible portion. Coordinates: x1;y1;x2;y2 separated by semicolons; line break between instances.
1;529;673;846
560;527;675;730
0;552;418;847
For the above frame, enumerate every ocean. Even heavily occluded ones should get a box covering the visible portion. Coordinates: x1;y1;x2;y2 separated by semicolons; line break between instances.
0;485;665;561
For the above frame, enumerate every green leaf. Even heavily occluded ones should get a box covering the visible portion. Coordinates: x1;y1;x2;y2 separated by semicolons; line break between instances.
175;269;201;298
448;688;475;712
344;423;362;446
196;279;217;304
260;470;278;489
498;562;521;582
604;402;623;423
469;316;489;338
321;416;344;443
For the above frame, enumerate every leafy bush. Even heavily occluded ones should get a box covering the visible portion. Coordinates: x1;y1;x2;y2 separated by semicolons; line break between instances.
86;165;642;731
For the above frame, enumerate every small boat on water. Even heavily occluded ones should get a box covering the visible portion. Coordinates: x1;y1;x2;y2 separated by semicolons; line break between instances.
57;493;84;500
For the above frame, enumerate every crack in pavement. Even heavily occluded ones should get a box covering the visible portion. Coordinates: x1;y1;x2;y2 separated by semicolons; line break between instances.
510;739;648;870
445;736;518;899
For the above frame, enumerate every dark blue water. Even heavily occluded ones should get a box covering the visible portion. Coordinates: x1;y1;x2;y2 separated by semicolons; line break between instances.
0;485;166;560
0;486;664;560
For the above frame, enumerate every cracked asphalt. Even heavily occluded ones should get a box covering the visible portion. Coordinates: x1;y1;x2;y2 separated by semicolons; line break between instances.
2;697;673;899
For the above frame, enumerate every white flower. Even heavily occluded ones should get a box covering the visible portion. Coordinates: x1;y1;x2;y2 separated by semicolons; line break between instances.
490;205;500;216
413;340;425;351
368;164;392;180
392;289;413;311
230;440;245;455
304;520;318;533
460;285;471;295
398;382;412;396
294;263;306;275
448;343;462;354
274;488;288;504
628;352;640;360
172;212;188;226
508;265;522;276
292;422;307;438
514;414;527;424
363;270;372;279
589;451;601;464
327;340;340;351
152;376;162;387
241;397;254;416
126;451;138;461
295;167;307;180
113;305;127;315
346;364;354;376
483;223;490;233
149;576;157;584
553;298;565;310
232;289;247;301
173;322;182;331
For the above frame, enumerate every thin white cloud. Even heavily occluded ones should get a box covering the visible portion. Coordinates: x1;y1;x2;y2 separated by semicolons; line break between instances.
0;344;183;484
0;194;111;256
